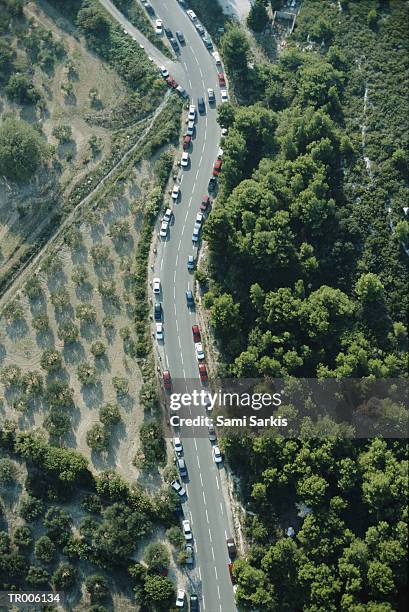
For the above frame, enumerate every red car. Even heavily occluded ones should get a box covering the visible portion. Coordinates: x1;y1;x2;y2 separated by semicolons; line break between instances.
218;72;226;87
200;195;211;212
166;76;178;88
183;135;191;150
213;159;222;176
228;562;236;583
198;363;208;382
163;370;172;390
192;325;201;342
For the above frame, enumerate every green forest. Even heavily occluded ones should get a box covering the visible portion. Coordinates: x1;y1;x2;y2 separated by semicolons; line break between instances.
201;0;408;609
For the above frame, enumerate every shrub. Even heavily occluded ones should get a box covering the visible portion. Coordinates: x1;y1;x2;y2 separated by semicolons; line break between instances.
57;321;79;343
45;381;73;409
98;279;116;297
99;403;121;426
13;395;29;412
40;349;62;372
119;326;131;340
41;255;63;275
21;371;43;396
0;458;16;484
86;423;109;453
44;410;70;438
166;526;185;550
52;562;77;590
112;376;129;396
50;288;70;309
0;117;45;181
44;507;72;544
2;300;24;322
76;302;97;322
81;494;101;514
32;314;49;331
35;535;56;563
102;315;114;328
77;362;97;385
90;244;110;263
71;265;88;285
14;525;33;549
143;542;170;573
52;124;72;143
1;364;21;387
64;228;82;248
109;219;130;239
26;565;50;587
23;276;42;299
85;574;109;603
19;496;44;522
5;73;39;104
91;341;106;357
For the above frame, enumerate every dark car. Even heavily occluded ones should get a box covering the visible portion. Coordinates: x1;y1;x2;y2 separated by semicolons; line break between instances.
176;30;185;44
183;135;191;150
227;537;237;558
213;159;222;176
208;176;217;192
198;363;208;382
154;302;162;321
164;27;172;38
163;370;172;390
186;290;194;307
143;2;154;16
197;96;205;114
200;195;211;212
170;37;179;52
190;593;199;610
166;76;178;88
192;325;201;342
218;72;226;87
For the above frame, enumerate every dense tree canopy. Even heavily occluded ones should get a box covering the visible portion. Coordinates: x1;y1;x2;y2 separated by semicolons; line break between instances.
0;118;45;181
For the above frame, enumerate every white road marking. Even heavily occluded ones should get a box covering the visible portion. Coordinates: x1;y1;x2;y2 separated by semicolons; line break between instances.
215;476;219;490
160;258;163;270
175;252;178;266
217;586;221;599
173;286;176;299
195;168;200;180
189;78;192;88
194;438;197;450
175;319;179;332
199;472;203;487
180;175;184;184
200;154;203;165
220;502;224;516
173;270;176;283
224;529;227;539
208;527;213;543
182;368;186;378
203;490;207;505
205;508;209;523
197;455;201;469
198;566;202;581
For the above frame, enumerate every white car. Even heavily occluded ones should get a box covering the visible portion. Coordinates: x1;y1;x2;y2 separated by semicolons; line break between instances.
163;208;173;223
176;589;185;608
182;519;193;541
221;127;228;137
160;65;169;77
155;322;164;340
152;277;161;294
188;104;196;121
217;147;224;158
159;220;168;238
208;88;216;103
192;227;200;243
220;89;228;103
173;436;183;454
155;19;163;34
171;185;180;201
186;120;195;136
195;342;205;360
181;152;189;167
195;22;205;35
213;445;223;463
212;51;222;65
186;9;197;22
171;479;186;497
195;212;204;226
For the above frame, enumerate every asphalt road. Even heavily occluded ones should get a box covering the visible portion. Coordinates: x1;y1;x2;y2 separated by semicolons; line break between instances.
100;1;237;610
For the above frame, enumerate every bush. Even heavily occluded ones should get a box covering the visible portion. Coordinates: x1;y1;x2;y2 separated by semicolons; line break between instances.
52;124;72;143
52;562;77;590
112;376;129;396
19;496;44;522
77;362;97;385
143;542;170;574
50;288;70;309
90;244;110;263
23;276;42;299
5;73;40;104
91;341;106;357
0;118;45;181
21;371;43;396
44;410;71;438
166;526;185;550
81;494;102;514
72;265;88;285
26;565;50;587
32;314;49;331
85;574;109;603
14;525;33;549
35;535;56;563
40;349;62;372
109;219;130;239
2;300;24;322
76;302;97;322
57;321;79;343
1;364;21;387
98;279;116;297
86;423;109;453
45;381;73;409
99;403;121;426
44;507;72;544
0;458;16;484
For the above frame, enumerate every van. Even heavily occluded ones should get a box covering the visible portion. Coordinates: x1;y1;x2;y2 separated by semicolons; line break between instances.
197;97;205;114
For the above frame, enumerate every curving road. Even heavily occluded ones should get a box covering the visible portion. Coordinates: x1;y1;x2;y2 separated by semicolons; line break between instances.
99;1;237;609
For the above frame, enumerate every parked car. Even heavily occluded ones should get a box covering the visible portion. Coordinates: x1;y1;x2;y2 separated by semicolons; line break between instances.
166;76;178;88
200;195;211;212
186;9;197;22
207;88;216;103
170;37;179;52
186;290;194;307
185;544;194;564
164;26;172;38
187;255;196;271
171;479;186;497
226;536;237;558
159;66;169;78
154;302;162;321
171;185;180;201
159;220;168;238
212;51;222;65
142;1;154;16
182;519;193;540
176;30;185;44
177;457;187;477
192;226;200;242
190;594;199;611
183;135;191;150
213;445;222;463
218;72;226;87
195;342;205;361
213;159;222;176
186;120;195;136
192;325;201;342
195;22;205;36
197;97;205;114
195;212;204;227
173;436;183;455
208;424;217;441
162;369;172;390
203;34;213;49
152;278;161;294
175;589;185;608
163;208;172;223
155;322;164;340
198;363;208;381
188;104;196;121
208;176;217;192
221;89;228;102
181;152;189;167
155;19;163;34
